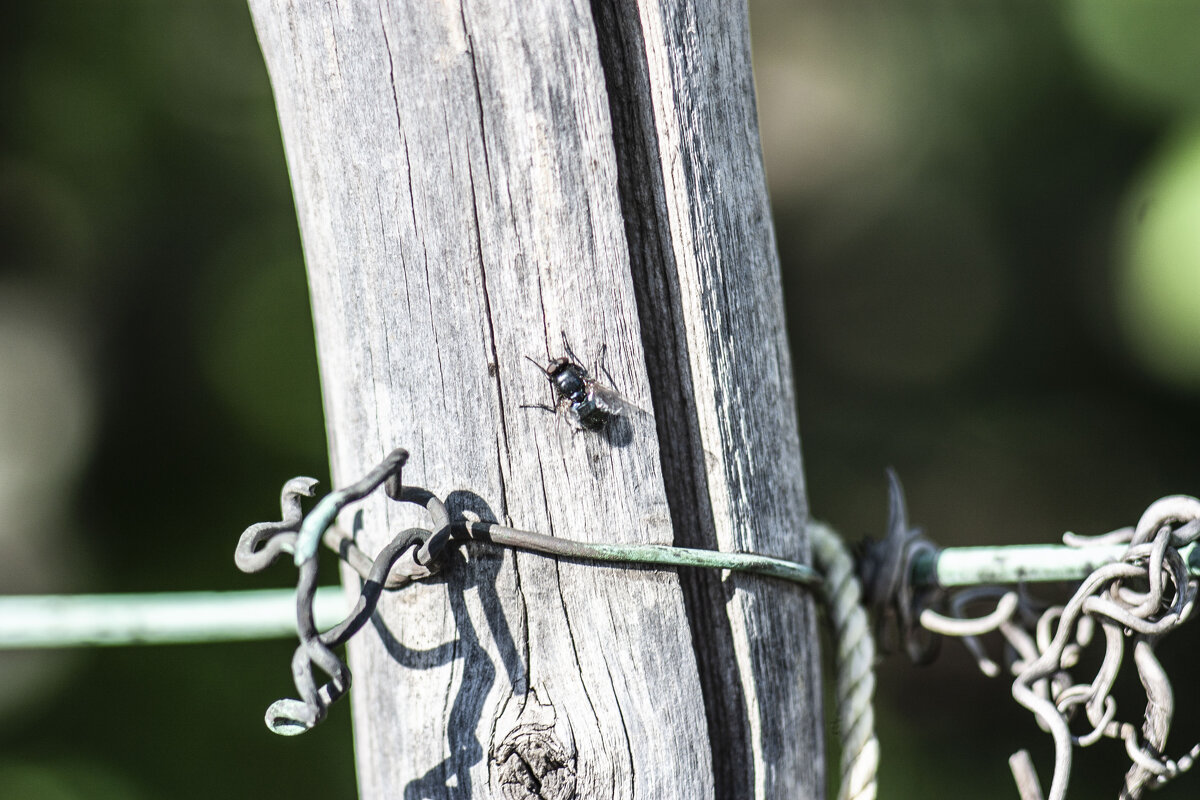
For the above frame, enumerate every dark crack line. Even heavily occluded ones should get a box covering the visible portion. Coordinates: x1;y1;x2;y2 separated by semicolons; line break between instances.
466;155;514;503
552;554;611;792
601;653;636;799
585;2;753;796
458;2;493;185
377;2;405;142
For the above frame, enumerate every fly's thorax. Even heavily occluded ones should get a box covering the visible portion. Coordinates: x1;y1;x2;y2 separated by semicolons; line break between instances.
548;361;588;400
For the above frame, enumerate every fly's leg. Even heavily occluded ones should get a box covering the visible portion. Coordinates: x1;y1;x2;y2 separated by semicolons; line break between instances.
522;352;559;413
562;330;619;390
522;401;578;451
593;342;620;393
519;403;557;415
561;331;586;372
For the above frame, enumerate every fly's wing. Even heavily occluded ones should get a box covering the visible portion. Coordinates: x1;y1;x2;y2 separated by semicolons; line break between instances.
590;382;654;422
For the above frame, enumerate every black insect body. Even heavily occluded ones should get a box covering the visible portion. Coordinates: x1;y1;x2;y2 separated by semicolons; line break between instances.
523;335;630;434
534;356;615;431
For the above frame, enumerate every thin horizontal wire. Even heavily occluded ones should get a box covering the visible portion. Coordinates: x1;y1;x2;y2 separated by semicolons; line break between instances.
0;587;350;648
0;524;818;651
455;520;821;586
16;531;1192;650
913;541;1200;587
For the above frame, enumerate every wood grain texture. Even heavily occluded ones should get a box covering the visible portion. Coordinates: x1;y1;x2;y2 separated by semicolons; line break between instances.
590;3;822;795
248;0;820;797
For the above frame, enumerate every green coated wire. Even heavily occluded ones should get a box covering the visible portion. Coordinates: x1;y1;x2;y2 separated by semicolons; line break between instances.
295;492;345;566
455;519;820;586
0;533;818;648
583;542;819;584
6;525;1194;649
912;541;1200;587
0;587;350;648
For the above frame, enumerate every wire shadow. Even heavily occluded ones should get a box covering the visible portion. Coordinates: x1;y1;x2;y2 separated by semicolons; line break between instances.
359;491;526;799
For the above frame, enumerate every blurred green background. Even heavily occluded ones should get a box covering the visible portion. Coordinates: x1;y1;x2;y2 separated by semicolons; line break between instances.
2;1;1200;798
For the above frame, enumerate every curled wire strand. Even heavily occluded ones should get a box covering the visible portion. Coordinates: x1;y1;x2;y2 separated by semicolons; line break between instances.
234;476;318;573
236;448;456;734
236;447;827;743
923;495;1200;800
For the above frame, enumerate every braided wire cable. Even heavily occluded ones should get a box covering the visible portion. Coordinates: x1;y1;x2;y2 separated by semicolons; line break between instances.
810;520;879;800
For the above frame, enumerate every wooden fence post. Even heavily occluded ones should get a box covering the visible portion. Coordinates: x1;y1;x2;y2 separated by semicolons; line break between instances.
248;1;821;797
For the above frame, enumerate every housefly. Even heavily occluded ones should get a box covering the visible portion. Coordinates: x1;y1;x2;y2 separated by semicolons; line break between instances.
522;334;636;433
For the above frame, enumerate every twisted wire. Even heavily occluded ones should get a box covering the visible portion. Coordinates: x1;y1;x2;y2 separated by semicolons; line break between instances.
919;496;1200;800
810;520;879;800
235;447;454;734
235;447;828;745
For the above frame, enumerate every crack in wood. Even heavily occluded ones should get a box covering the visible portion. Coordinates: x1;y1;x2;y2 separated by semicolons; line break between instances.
585;1;753;796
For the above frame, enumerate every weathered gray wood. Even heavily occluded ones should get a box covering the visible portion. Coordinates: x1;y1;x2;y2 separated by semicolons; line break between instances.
248;1;820;797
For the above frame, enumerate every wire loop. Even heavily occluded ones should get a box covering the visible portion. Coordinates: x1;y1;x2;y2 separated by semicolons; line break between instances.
235;446;821;737
875;486;1200;800
237;448;425;734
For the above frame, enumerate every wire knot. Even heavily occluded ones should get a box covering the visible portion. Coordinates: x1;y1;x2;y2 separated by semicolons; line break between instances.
234;447;453;735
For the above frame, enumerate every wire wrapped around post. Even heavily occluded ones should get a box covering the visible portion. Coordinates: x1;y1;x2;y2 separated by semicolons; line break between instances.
234;446;824;739
234;447;453;734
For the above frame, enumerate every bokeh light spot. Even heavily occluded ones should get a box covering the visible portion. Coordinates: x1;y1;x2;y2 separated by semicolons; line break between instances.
1117;125;1200;390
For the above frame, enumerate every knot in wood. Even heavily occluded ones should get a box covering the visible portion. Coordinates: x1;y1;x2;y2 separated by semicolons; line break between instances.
491;722;577;800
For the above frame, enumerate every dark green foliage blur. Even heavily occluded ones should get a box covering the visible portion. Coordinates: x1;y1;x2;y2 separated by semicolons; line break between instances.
754;1;1200;797
0;3;351;799
1;1;1199;798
